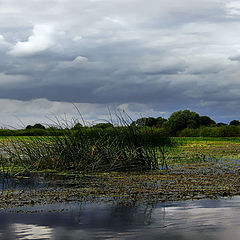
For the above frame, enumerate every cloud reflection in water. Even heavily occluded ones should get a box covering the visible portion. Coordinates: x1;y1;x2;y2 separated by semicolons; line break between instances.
11;223;53;240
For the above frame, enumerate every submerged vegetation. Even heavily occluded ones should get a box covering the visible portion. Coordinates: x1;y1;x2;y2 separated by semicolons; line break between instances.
0;156;240;209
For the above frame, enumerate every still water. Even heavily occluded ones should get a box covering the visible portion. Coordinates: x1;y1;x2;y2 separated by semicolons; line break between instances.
1;196;240;240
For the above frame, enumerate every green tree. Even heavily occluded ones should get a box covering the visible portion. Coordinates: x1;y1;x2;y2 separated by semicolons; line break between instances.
229;120;240;126
199;116;216;126
93;122;114;129
72;123;83;130
217;122;227;127
32;123;45;129
132;117;157;127
156;117;167;127
164;110;200;135
187;119;198;129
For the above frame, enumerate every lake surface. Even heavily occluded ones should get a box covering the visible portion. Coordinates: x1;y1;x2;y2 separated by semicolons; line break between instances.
1;196;240;240
1;160;240;240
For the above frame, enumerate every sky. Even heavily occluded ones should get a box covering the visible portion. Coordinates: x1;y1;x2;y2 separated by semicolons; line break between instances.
0;0;240;128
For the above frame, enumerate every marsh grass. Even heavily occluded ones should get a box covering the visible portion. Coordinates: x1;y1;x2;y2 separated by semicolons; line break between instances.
0;113;175;172
166;138;240;165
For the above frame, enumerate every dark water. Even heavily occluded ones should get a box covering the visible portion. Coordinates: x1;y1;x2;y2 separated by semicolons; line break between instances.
0;173;50;191
1;197;240;240
1;169;240;240
0;172;105;191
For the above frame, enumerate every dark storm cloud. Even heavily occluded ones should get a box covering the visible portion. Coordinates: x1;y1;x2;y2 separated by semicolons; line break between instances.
0;0;240;126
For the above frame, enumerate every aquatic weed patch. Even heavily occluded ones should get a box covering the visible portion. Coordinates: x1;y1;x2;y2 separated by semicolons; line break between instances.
0;159;240;209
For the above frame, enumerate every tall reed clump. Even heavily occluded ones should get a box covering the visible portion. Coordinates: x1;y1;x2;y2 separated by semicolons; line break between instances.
0;113;175;172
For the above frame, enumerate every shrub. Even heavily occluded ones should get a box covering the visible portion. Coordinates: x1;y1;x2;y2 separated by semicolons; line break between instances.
230;120;240;126
179;128;200;137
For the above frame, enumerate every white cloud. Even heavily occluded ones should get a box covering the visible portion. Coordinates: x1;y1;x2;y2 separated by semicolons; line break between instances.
57;56;89;69
8;25;56;56
72;36;82;42
0;35;8;45
226;1;240;17
73;56;88;63
0;35;11;49
0;35;5;43
116;103;167;119
0;98;164;128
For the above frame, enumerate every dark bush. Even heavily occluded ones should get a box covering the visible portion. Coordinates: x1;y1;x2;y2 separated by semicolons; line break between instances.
230;120;240;126
164;110;201;135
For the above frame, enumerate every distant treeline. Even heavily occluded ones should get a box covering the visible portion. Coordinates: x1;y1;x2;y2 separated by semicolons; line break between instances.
131;110;240;137
1;109;240;137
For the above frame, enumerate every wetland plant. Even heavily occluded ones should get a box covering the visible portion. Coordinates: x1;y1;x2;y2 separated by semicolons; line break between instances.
0;113;175;172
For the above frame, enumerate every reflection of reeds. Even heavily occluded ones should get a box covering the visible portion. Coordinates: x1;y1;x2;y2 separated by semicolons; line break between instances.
0;113;174;172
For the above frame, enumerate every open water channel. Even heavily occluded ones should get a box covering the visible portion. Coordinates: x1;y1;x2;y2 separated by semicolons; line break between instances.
1;197;240;239
0;173;240;240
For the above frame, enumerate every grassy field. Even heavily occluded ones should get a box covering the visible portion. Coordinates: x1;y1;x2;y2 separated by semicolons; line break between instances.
167;137;240;164
174;137;240;143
